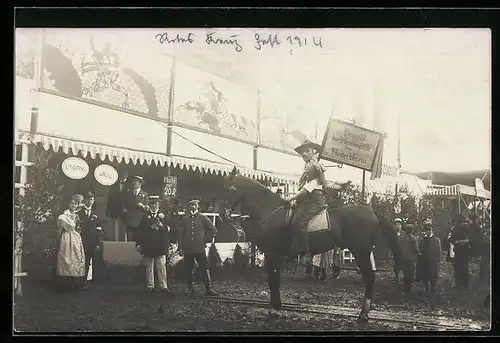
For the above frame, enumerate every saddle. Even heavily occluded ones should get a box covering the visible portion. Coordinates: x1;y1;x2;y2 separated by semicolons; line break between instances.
285;207;330;234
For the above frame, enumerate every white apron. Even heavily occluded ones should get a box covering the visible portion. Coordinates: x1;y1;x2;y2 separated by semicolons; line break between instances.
56;210;86;277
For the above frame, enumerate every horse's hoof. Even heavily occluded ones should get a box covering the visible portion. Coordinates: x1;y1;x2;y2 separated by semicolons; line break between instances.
271;302;282;311
356;316;369;325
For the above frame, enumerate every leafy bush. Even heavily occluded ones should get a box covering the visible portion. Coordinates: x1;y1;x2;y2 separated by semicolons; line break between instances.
14;149;65;281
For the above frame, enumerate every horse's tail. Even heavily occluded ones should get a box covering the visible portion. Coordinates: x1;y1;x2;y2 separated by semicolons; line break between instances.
373;210;401;260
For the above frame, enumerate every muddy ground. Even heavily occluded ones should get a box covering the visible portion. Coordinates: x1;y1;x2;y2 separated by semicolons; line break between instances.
14;260;490;333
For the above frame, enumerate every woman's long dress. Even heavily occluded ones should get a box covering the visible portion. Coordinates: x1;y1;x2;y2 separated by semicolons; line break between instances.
54;210;86;292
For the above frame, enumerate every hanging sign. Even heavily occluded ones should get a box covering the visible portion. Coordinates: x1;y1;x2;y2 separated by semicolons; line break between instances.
320;118;383;171
94;164;119;186
61;157;89;180
163;176;178;200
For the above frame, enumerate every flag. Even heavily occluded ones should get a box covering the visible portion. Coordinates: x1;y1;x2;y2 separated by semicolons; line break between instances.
370;134;385;180
291;129;308;144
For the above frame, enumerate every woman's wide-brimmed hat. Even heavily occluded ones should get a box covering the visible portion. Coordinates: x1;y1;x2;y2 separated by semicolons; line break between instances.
294;140;323;155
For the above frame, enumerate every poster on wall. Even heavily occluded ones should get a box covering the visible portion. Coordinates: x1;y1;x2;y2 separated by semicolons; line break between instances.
41;29;172;118
173;62;258;144
259;92;320;153
320;118;383;171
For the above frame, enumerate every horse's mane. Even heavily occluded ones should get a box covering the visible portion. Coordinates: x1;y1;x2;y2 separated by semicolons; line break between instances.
233;174;283;210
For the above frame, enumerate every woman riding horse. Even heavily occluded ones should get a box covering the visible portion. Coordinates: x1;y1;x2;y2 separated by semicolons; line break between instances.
223;167;407;324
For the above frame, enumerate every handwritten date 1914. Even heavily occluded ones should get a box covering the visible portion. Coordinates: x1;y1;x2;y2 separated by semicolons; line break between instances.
287;35;323;48
155;32;194;44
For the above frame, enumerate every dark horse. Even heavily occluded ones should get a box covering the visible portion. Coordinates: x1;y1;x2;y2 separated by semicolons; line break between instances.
223;167;408;324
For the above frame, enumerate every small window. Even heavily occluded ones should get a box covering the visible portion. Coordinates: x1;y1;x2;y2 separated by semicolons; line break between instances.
14;166;21;184
15;145;22;161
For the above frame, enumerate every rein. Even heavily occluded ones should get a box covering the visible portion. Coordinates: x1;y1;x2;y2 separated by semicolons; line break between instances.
258;204;287;229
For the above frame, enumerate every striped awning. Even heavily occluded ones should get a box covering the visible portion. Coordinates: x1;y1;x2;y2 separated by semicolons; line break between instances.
425;185;460;197
425;184;491;200
19;131;297;185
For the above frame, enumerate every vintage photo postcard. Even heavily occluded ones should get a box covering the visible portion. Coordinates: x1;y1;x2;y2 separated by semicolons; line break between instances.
14;24;491;333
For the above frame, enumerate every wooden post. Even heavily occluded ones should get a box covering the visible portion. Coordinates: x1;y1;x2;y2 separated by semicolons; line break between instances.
14;140;30;296
250;90;261;268
361;170;366;204
250;146;258;268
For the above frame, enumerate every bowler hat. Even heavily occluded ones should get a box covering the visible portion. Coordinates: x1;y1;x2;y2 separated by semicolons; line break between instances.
393;218;403;224
294;140;323;155
131;175;144;182
403;224;415;233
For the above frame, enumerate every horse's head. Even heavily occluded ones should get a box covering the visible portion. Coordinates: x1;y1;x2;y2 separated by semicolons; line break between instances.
223;166;288;247
223;166;281;207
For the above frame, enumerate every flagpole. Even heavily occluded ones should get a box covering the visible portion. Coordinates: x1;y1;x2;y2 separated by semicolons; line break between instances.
395;113;401;204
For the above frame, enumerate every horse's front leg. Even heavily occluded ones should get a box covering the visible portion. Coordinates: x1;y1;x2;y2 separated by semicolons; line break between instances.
265;252;282;310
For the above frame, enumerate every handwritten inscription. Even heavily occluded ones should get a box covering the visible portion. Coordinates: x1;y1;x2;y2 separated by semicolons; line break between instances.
155;32;194;44
206;32;243;52
154;31;324;53
254;33;281;50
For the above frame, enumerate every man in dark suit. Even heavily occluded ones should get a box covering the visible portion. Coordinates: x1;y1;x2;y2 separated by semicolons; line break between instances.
450;213;472;289
105;170;130;241
178;198;218;296
122;175;149;242
78;190;103;283
135;196;171;292
392;218;404;284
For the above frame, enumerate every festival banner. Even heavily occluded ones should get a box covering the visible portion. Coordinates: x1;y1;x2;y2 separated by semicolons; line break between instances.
15;29;37;80
173;61;258;144
41;29;172;119
320;118;383;171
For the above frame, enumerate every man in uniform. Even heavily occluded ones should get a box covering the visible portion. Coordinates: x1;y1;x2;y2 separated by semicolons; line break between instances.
284;140;329;273
122;175;149;242
178;198;219;296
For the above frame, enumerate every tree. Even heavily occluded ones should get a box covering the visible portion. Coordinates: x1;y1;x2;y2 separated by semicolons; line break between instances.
14;149;65;280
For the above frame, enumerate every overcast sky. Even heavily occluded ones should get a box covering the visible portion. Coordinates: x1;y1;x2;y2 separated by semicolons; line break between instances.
17;28;491;173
